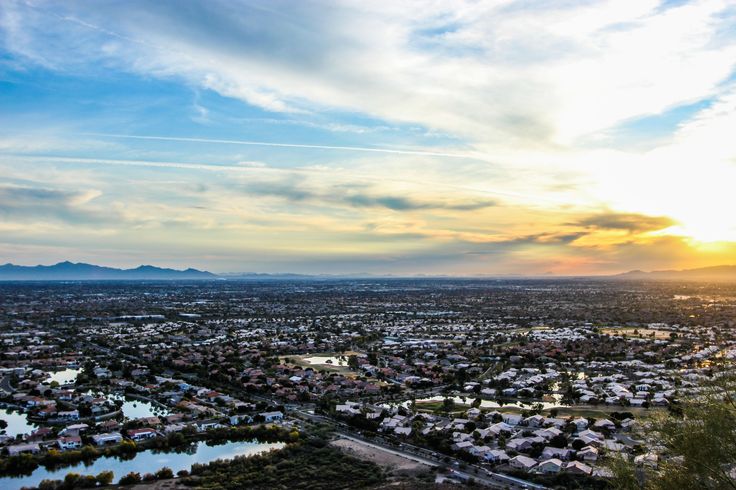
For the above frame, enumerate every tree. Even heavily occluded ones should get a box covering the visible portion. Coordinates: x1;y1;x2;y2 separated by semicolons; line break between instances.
118;472;142;486
347;355;359;370
62;473;81;489
155;467;174;479
442;397;455;414
610;375;736;489
96;470;114;486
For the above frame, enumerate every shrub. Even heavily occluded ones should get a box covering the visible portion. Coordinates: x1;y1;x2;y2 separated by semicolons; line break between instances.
96;470;114;486
118;472;142;486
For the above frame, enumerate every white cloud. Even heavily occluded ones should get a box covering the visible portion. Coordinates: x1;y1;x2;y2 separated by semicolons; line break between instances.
4;0;734;146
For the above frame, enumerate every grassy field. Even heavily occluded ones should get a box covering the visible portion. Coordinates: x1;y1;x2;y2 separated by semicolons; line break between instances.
280;352;362;376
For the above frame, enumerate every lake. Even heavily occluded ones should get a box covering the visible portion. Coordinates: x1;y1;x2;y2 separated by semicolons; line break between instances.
0;407;38;438
0;439;285;490
46;368;81;386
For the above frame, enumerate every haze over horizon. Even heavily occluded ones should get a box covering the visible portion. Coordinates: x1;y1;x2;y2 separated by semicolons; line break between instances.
1;1;735;275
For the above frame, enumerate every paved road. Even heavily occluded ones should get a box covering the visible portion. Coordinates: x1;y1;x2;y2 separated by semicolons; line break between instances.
0;375;14;394
82;340;545;489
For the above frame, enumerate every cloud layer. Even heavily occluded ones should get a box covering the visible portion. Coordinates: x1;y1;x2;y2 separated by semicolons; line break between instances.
0;1;735;274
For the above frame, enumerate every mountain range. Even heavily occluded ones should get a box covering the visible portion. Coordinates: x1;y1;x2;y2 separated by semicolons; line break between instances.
0;262;217;281
613;265;736;282
1;262;735;282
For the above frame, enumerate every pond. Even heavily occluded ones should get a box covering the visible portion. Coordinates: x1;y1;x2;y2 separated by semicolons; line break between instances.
0;407;38;438
0;439;285;490
84;392;171;419
46;368;81;386
110;394;171;419
406;395;571;411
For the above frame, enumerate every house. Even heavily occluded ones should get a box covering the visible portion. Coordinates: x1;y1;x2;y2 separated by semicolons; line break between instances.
197;421;223;432
542;447;574;460
58;436;83;450
98;420;121;431
572;417;589;431
137;416;161;427
578;429;603;441
91;432;123;446
28;427;54;441
128;428;157;441
466;408;481;419
7;443;41;456
537;458;564;474
93;367;112;378
452;440;474;451
164;423;187;433
469;445;491;457
394;426;412;436
484;449;510;463
578;446;599;462
488;422;514;436
509;455;537;471
60;423;89;436
259;411;284;423
57;410;80;421
229;414;253;426
565;461;593;475
506;438;532;452
593;419;616;431
524;414;545;427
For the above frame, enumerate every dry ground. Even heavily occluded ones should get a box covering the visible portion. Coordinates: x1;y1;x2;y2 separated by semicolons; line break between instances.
330;437;429;476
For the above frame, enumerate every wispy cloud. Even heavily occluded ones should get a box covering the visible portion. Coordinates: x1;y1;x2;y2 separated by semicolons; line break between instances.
80;133;478;159
1;0;735;274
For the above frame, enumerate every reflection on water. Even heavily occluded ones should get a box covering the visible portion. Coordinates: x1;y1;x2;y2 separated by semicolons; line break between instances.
400;395;571;410
46;368;80;386
0;439;285;490
0;407;38;438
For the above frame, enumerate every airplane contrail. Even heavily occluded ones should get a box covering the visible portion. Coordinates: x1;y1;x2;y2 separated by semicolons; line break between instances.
80;132;480;159
2;154;575;206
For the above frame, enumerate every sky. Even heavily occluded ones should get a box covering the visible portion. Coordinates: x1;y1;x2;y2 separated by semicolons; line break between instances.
1;0;735;276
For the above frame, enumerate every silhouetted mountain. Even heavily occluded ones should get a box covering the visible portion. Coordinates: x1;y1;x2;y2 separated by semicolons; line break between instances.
613;265;736;282
0;261;217;281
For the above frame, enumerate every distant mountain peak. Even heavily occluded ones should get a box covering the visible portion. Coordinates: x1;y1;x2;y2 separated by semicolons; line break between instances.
614;265;736;282
0;262;217;281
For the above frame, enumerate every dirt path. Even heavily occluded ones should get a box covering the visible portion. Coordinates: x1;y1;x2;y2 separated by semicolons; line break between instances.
331;437;429;476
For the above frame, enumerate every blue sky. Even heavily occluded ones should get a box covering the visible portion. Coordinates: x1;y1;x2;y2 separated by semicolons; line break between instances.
1;0;735;275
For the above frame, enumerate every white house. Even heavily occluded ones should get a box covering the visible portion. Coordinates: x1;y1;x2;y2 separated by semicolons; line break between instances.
509;455;537;471
260;411;284;423
565;461;593;475
128;428;157;441
537;458;564;474
484;449;510;463
57;436;83;450
578;446;599;462
91;432;123;446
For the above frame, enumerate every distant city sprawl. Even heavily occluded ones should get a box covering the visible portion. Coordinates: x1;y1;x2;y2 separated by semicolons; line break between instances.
1;279;736;488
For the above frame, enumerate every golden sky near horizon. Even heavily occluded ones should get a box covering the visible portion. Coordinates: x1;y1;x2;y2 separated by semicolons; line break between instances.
1;0;735;275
